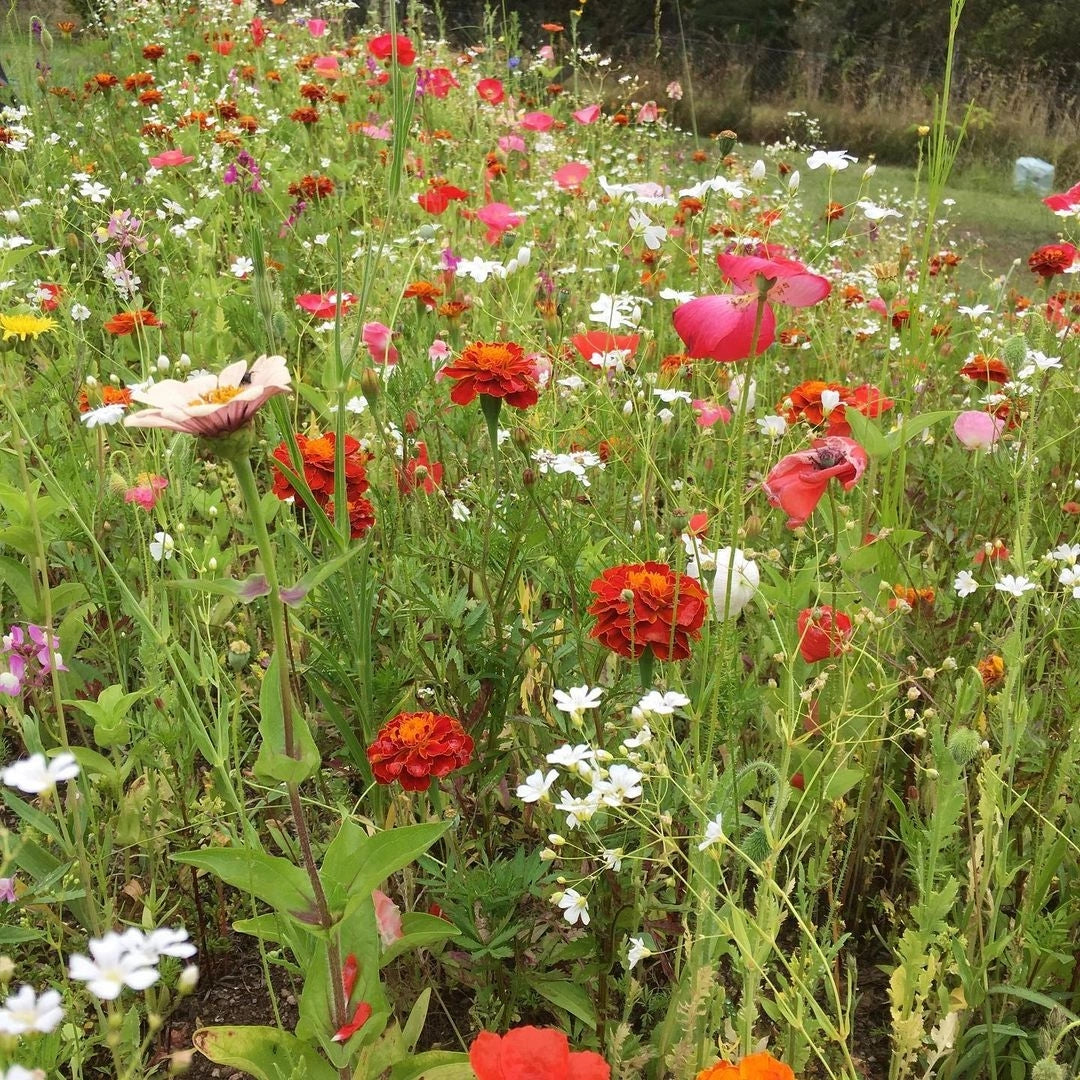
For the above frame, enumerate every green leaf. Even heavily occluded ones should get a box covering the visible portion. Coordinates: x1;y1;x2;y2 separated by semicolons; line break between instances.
192;1025;338;1080
173;849;319;925
987;985;1080;1023
389;1051;472;1080
253;653;321;786
321;820;452;915
889;410;956;451
532;977;598;1030
233;914;287;946
824;767;864;801
401;989;431;1053
379;913;460;968
0;925;44;944
843;409;892;459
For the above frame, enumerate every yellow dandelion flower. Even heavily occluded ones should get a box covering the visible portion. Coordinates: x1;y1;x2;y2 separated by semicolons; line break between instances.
0;312;58;341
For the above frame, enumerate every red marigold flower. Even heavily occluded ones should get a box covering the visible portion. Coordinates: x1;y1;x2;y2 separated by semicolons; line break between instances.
470;1027;609;1080
588;561;708;661
1028;242;1076;279
271;432;369;504
959;354;1011;384
104;309;161;335
290;106;320;125
441;340;538;409
329;494;376;539
796;606;853;664
368;33;415;67
366;711;473;791
762;436;868;529
288;174;335;199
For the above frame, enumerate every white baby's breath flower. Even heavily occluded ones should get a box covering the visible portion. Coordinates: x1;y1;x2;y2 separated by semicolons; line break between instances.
553;685;603;719
516;768;558;803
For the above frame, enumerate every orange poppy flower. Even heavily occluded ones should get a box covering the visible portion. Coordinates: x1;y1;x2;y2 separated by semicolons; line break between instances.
541;22;564;31
697;1051;795;1080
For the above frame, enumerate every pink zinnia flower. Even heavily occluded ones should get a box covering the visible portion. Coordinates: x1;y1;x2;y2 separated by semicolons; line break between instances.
124;355;291;438
149;149;194;168
307;18;327;38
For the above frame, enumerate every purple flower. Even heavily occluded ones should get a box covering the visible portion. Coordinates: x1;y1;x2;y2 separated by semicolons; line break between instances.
0;878;15;902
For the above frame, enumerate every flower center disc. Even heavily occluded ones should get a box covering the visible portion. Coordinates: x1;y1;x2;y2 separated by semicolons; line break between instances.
397;714;435;745
190;385;243;407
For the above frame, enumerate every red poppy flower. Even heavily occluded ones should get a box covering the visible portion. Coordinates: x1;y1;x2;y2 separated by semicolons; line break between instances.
296;292;357;319
104;309;161;335
37;283;62;311
398;441;443;494
796;606;853;663
417;182;469;215
470;1027;609;1080
762;436;868;529
368;33;415;67
476;77;505;105
570;332;640;367
588;561;708;661
366;711;473;791
441;341;538;409
1028;242;1076;278
959;354;1011;384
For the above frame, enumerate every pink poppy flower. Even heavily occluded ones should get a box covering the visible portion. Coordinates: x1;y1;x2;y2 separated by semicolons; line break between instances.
692;399;732;427
717;252;832;308
372;889;404;946
537;45;556;64
572;104;601;125
124;474;168;511
363;321;399;365
124;355;291;438
953;410;1004;450
312;55;341;78
307;18;327;38
763;436;868;528
520;111;555;132
477;201;523;244
1043;180;1080;216
673;293;776;362
636;101;659;123
498;135;527;155
429;339;451;364
296;292;357;319
149;149;194;168
554;162;590;191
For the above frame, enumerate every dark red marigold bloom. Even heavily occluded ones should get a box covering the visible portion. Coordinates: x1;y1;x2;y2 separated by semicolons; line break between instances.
796;606;853;663
442;341;538;409
959;354;1011;384
367;711;473;791
1028;242;1076;279
588;562;708;661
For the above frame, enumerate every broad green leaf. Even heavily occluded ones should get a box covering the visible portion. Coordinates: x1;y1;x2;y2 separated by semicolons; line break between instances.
192;1025;337;1080
889;410;956;451
321;820;452;916
401;989;431;1053
987;985;1079;1023
173;849;319;925
233;914;286;946
0;926;44;944
390;1051;472;1080
532;977;598;1029
254;653;321;786
379;913;460;968
844;409;892;459
824;767;864;801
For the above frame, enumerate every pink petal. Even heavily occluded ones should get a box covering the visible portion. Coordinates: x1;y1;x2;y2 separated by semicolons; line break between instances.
572;104;601;125
672;294;775;362
372;889;403;946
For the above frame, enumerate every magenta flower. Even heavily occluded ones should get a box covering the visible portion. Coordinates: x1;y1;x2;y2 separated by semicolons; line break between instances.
477;201;523;244
520;111;555;132
307;17;327;37
124;474;168;511
362;321;399;365
763;436;868;528
953;410;1004;451
673;293;777;361
717;252;832;307
554;162;590;191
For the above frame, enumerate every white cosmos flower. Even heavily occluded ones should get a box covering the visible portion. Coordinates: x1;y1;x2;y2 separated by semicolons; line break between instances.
2;753;80;795
953;570;978;597
68;932;160;1000
0;985;64;1035
697;812;724;851
81;403;127;428
556;888;590;926
806;149;857;171
994;575;1038;598
626;936;651;970
516;768;558;803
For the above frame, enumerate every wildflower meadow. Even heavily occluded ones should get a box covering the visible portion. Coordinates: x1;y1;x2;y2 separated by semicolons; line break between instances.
1;0;1079;1078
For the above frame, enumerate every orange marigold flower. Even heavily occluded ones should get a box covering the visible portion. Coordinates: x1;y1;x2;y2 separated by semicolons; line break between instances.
977;654;1004;687
185;52;202;65
438;300;470;320
78;385;133;413
290;106;320;125
299;82;328;102
887;584;935;611
441;341;538;409
236;114;259;134
288;174;335;199
403;280;443;309
697;1051;795;1080
123;72;154;91
93;72;118;89
824;201;845;221
660;352;693;375
140;122;172;141
366;711;473;791
142;44;165;61
692;149;708;163
959;354;1010;384
215;100;239;121
104;309;161;335
588;562;708;662
139;89;163;106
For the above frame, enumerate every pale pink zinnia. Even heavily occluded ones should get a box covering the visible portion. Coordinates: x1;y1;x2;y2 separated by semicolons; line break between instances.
124;355;291;437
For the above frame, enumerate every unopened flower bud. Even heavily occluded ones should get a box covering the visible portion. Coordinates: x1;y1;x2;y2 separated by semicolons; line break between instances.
359;367;381;403
0;956;14;984
521;467;536;487
178;964;199;994
228;640;251;672
512;426;530;452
